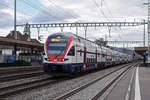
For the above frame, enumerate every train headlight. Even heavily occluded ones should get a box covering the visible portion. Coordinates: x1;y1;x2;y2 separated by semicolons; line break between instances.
62;58;69;62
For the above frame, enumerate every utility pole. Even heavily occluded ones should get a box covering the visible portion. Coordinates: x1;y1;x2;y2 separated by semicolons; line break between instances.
37;28;40;40
143;0;150;63
14;0;17;39
84;27;87;40
60;27;64;32
76;27;78;36
145;0;150;63
14;0;17;61
108;26;111;37
148;0;150;63
144;20;146;47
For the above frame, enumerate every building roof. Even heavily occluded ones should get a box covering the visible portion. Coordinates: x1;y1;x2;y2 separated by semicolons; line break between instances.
7;31;29;41
0;31;43;50
6;30;40;44
0;45;13;49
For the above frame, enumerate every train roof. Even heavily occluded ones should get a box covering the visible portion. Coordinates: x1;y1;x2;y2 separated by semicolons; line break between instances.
51;32;96;44
50;32;132;57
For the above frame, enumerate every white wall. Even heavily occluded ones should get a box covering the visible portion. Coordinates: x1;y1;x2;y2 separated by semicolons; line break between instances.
1;49;13;55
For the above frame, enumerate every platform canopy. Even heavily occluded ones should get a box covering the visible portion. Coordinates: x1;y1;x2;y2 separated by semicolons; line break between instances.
0;36;43;48
134;47;148;56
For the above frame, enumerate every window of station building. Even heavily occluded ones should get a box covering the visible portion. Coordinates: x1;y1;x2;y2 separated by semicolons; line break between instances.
68;46;75;56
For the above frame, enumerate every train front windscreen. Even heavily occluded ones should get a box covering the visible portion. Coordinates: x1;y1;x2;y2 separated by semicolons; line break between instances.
47;34;69;55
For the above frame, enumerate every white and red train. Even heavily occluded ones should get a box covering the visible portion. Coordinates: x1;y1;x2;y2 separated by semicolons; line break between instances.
43;32;134;76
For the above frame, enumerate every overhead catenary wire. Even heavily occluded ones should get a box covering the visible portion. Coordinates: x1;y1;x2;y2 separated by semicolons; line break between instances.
47;0;77;20
0;2;12;9
20;0;62;21
103;0;116;21
16;1;31;23
46;0;83;36
16;0;143;44
102;0;123;38
98;0;124;39
91;0;110;22
19;0;43;20
91;0;115;38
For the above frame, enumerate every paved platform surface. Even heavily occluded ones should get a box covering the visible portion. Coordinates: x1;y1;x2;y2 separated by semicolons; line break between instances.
105;64;150;100
139;66;150;100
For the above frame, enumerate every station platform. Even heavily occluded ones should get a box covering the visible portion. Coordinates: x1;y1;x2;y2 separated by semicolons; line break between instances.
105;63;150;100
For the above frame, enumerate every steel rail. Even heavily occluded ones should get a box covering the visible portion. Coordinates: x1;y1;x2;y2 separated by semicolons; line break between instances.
56;63;134;100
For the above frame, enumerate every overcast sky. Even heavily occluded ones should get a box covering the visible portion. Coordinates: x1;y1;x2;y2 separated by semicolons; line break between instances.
0;0;148;47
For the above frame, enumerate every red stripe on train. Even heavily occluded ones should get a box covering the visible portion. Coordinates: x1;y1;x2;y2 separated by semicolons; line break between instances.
45;36;73;62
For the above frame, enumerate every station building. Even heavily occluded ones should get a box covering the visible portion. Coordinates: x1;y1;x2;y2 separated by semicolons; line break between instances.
0;28;43;65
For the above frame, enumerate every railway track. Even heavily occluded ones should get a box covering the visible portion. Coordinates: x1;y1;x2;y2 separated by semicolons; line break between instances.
0;71;45;82
92;64;137;100
56;63;137;100
0;66;41;75
0;76;67;98
0;63;134;99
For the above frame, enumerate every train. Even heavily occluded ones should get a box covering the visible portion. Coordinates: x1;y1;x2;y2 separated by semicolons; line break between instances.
42;32;138;76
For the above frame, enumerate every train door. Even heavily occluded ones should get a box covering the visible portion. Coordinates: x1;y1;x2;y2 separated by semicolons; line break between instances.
75;44;77;63
83;46;86;70
95;49;98;68
75;44;80;63
67;45;75;63
75;44;82;63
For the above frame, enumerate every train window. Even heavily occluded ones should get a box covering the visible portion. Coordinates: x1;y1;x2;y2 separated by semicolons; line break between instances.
86;58;89;63
80;49;82;56
92;58;94;62
89;58;91;63
102;54;105;57
98;53;100;57
87;58;89;63
88;58;90;63
78;38;81;42
68;46;75;56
